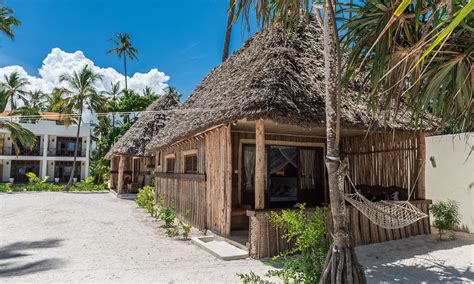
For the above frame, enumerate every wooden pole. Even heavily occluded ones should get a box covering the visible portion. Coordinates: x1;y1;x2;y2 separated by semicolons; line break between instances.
416;132;426;199
110;157;117;189
255;119;265;210
117;155;125;194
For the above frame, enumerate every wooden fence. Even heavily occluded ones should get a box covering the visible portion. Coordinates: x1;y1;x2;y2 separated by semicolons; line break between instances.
248;200;431;259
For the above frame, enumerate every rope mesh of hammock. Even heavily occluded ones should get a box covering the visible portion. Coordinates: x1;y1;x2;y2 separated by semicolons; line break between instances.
342;166;428;230
343;192;428;229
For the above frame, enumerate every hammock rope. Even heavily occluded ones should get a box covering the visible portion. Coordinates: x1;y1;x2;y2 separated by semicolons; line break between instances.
342;162;428;230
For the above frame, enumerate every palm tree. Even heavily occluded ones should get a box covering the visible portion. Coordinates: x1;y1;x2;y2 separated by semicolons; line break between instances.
1;71;29;111
57;65;108;191
341;0;473;132
222;0;236;62
16;90;47;123
106;33;138;90
103;81;122;130
0;5;20;40
0;89;36;155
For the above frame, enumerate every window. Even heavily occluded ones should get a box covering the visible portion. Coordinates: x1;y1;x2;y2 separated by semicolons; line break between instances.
184;154;198;174
166;157;175;173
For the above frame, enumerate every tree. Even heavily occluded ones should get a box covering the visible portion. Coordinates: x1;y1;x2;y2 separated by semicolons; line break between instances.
103;81;123;130
0;5;20;40
341;0;473;132
0;89;36;155
222;0;236;62
16;90;47;123
106;33;138;90
57;65;108;191
1;71;29;111
233;0;364;282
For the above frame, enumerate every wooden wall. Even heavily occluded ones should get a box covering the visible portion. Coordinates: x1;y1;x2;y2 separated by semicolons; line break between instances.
248;200;431;259
155;125;233;235
341;132;424;198
205;125;233;236
155;136;207;230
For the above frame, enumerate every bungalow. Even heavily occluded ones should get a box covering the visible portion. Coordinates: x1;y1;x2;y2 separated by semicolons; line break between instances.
146;19;433;259
107;92;180;194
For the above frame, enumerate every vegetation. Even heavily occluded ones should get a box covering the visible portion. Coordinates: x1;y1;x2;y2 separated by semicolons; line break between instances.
238;205;329;283
0;179;107;193
56;65;108;190
26;172;49;184
431;200;461;240
0;4;21;40
107;32;138;90
135;186;191;240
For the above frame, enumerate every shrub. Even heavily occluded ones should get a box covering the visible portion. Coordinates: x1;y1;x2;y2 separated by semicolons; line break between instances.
26;172;49;184
236;272;270;284
431;200;461;240
71;178;107;192
135;186;155;209
165;226;179;237
238;204;329;284
0;183;13;192
178;219;192;240
159;207;176;228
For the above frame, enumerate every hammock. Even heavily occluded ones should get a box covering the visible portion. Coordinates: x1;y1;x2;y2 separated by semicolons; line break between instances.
343;167;428;230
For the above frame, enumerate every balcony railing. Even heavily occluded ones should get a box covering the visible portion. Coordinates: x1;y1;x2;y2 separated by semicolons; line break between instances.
0;146;43;156
47;149;87;157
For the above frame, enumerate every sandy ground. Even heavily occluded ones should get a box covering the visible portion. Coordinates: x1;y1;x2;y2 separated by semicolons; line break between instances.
356;229;474;283
0;192;272;283
1;192;473;283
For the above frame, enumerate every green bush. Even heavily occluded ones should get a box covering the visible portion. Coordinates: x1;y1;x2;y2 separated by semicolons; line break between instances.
431;200;461;240
159;207;176;228
178;219;192;240
238;204;329;284
135;186;155;209
165;226;179;237
71;177;107;192
237;272;270;284
0;182;64;192
26;172;49;184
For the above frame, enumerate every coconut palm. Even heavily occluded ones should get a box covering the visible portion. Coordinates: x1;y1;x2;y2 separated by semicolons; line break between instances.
0;5;20;40
56;65;108;191
1;71;29;110
341;0;473;131
106;33;138;90
222;0;236;62
16;90;47;123
0;89;36;155
103;81;122;130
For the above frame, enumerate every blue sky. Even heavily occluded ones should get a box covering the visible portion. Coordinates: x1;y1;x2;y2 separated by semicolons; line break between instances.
0;0;257;98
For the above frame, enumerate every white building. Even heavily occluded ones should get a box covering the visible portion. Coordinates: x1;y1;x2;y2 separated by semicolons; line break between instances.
0;118;93;183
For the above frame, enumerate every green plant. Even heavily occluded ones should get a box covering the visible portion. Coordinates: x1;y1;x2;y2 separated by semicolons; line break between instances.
238;205;329;284
178;219;192;240
71;180;107;192
165;226;179;238
26;172;49;184
431;200;461;240
135;186;155;208
159;207;176;228
236;272;270;284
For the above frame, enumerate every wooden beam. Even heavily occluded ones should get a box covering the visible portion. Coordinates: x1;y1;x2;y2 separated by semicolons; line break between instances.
110;157;117;189
416;132;426;199
117;156;125;194
255;119;265;209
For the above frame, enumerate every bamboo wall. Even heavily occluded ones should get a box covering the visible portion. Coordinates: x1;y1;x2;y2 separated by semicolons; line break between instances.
155;125;233;235
248;200;431;259
341;132;424;199
156;137;207;230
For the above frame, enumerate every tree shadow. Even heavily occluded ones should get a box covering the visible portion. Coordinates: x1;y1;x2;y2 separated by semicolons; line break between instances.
356;233;474;282
0;238;66;278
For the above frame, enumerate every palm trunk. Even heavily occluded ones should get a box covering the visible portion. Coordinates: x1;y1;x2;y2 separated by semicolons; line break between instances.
123;56;128;90
319;0;365;283
10;92;15;111
222;0;235;62
64;103;84;191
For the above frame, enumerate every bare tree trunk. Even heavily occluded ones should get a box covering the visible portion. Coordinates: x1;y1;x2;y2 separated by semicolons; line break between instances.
123;56;128;90
10;92;15;110
222;0;235;62
64;103;83;191
319;0;366;282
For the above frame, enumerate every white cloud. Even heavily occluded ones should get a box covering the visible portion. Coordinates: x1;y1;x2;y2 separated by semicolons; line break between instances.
0;48;170;96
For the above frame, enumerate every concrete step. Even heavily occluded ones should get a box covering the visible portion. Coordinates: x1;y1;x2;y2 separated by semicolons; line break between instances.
191;236;249;261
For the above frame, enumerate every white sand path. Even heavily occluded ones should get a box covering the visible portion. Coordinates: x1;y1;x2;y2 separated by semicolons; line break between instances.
0;192;272;283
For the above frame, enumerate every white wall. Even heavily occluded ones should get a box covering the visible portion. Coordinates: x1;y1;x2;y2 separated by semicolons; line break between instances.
426;133;474;233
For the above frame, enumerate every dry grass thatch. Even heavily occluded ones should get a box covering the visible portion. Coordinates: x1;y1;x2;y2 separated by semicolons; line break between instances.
106;92;180;158
145;18;430;150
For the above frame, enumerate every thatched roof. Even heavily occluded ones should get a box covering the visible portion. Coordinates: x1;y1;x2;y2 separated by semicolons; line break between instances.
106;92;180;158
147;18;427;150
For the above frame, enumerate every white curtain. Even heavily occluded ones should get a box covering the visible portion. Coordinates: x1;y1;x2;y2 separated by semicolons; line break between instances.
300;149;316;189
244;146;255;191
269;147;297;174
